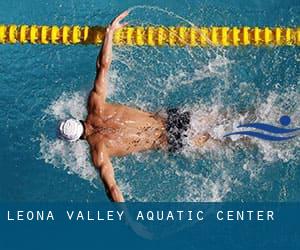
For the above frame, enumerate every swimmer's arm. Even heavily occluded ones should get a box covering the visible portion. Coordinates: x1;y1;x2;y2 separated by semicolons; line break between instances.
93;29;112;99
92;144;125;202
94;11;129;99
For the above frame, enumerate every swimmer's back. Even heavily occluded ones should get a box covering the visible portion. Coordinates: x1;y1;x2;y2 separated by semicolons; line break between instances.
86;102;168;156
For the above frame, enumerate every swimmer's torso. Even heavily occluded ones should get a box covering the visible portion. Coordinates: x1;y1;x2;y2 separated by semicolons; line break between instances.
85;92;167;156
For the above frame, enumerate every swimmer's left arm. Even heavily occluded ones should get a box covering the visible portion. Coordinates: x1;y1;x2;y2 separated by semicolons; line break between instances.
93;11;129;100
92;143;125;202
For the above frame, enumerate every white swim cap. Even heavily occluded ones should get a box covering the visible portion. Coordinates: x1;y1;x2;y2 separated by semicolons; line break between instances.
58;118;84;142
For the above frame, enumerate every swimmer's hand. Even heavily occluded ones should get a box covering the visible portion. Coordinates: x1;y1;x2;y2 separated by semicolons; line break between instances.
107;10;129;33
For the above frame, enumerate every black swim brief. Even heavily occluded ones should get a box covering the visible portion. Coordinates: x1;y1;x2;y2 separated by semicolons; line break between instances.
166;108;191;153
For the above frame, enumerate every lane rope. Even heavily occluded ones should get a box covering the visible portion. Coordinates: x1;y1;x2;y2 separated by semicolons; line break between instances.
0;25;299;46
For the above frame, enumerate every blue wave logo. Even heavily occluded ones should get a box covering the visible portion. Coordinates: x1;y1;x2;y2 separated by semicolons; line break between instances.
224;116;300;141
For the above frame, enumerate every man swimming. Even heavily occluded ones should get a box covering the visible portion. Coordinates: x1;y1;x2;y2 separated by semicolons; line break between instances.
58;11;210;202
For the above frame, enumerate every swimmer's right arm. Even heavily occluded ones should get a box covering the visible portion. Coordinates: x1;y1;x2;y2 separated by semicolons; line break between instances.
92;143;125;202
93;11;129;100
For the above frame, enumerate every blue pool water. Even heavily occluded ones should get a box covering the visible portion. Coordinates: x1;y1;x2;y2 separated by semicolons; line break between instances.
0;0;299;202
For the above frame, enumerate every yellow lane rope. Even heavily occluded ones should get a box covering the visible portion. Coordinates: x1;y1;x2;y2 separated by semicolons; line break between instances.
0;25;299;46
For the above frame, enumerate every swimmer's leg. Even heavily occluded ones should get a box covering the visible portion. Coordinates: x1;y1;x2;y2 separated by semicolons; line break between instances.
189;108;259;148
192;133;254;148
190;115;216;147
192;132;211;147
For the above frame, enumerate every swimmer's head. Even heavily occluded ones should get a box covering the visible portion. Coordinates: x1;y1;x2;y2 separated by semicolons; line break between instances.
57;118;84;142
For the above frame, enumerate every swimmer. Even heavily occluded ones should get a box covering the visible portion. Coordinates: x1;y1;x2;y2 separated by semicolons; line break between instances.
58;11;211;202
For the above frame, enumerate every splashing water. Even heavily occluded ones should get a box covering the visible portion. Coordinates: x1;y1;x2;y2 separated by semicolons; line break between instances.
39;92;98;185
38;6;300;202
